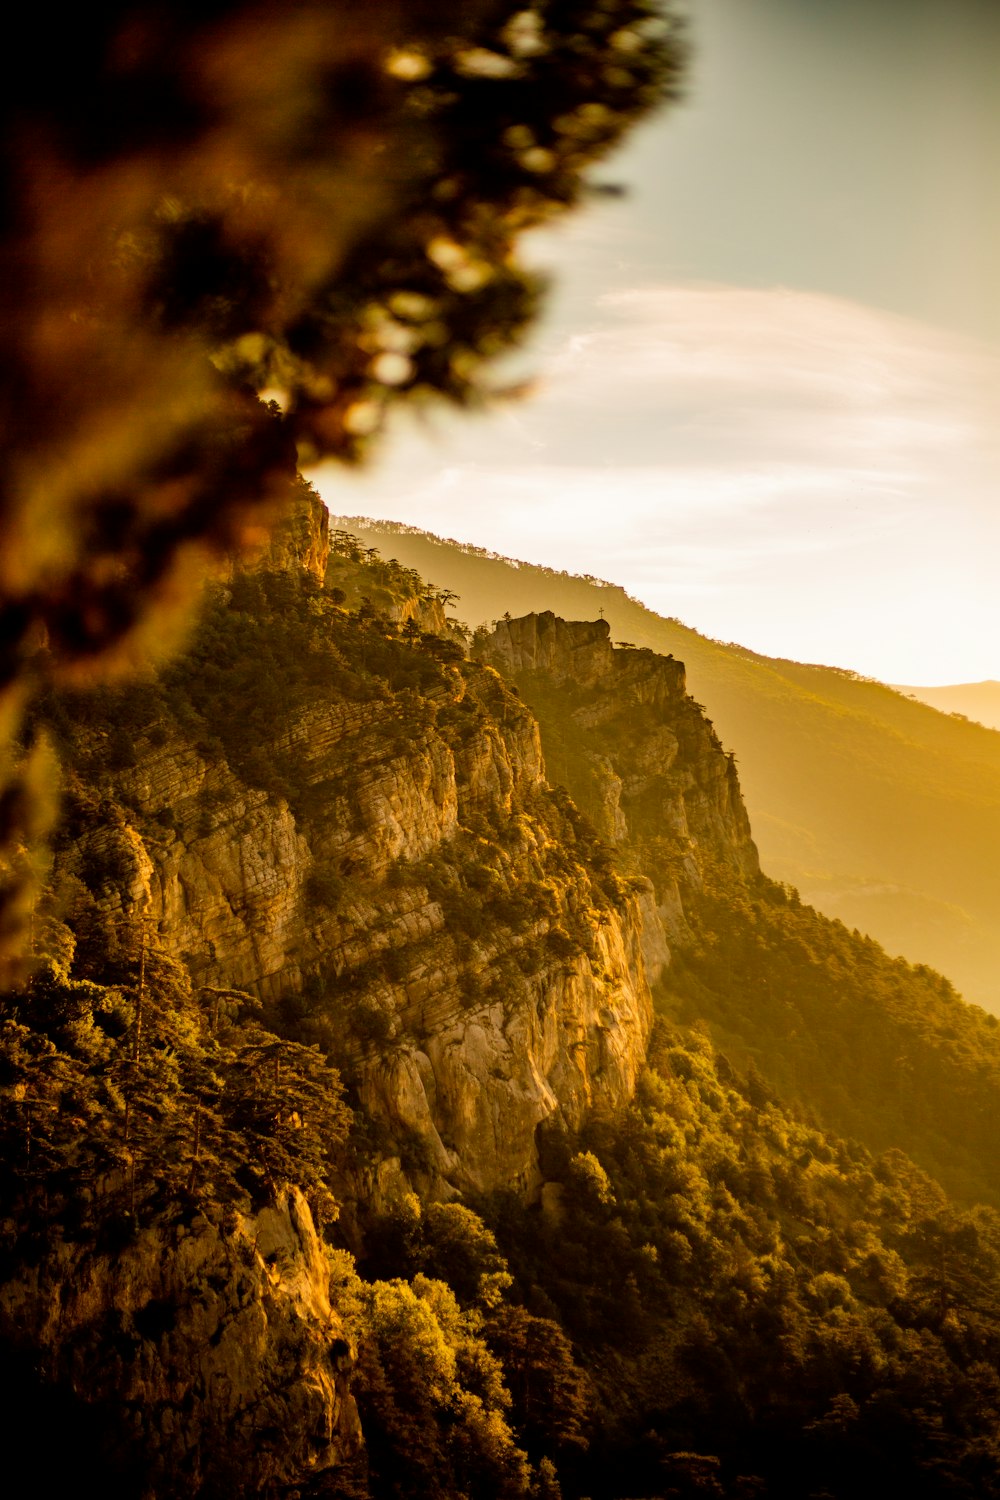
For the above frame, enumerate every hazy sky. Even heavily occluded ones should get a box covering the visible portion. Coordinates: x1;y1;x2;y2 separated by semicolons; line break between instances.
316;0;1000;685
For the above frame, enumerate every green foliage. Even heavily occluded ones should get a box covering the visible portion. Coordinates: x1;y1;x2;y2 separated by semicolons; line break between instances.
665;869;1000;1209
32;543;467;826
1;0;683;708
482;1021;1000;1499
326;532;450;623
418;1202;513;1309
306;863;347;912
355;1273;531;1500
331;1201;590;1500
484;1307;592;1463
0;942;350;1242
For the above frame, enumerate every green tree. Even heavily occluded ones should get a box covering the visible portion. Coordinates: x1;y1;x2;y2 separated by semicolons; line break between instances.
485;1307;592;1462
356;1275;531;1500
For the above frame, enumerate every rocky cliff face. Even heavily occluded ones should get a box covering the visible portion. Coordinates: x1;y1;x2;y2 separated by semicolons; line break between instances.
86;664;655;1206
1;1186;359;1495
47;547;763;1222
481;612;759;956
47;511;663;1215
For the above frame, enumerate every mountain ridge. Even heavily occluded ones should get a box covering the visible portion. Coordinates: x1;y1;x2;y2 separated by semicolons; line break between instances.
893;680;1000;733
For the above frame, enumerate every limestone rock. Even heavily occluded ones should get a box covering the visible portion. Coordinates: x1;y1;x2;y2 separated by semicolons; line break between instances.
479;612;760;967
0;1189;360;1494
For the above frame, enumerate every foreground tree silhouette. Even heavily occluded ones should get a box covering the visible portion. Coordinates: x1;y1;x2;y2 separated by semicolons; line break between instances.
0;0;683;977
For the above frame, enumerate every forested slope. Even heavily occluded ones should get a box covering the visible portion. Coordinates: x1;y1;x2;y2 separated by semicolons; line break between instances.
895;680;1000;732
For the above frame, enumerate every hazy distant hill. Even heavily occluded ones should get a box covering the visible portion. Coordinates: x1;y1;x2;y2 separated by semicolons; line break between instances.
894;681;1000;732
337;516;1000;1011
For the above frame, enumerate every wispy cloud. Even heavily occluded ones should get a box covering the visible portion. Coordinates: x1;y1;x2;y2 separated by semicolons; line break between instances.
539;284;998;473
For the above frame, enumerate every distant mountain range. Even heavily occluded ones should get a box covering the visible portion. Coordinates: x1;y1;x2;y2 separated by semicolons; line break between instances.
337;516;1000;1013
893;681;1000;732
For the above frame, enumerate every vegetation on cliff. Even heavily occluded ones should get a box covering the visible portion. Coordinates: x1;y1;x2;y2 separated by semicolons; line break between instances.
483;1019;1000;1500
6;535;1000;1498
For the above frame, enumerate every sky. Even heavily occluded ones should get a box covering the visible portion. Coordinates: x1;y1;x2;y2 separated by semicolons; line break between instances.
315;0;1000;686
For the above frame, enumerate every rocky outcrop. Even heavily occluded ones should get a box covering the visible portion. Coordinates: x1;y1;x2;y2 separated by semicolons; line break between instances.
104;707;464;998
354;867;655;1201
0;1188;359;1494
395;592;449;635
488;613;626;690
481;612;759;951
264;483;331;584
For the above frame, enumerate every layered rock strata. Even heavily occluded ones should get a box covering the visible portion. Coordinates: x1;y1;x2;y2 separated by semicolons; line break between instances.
52;507;662;1208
